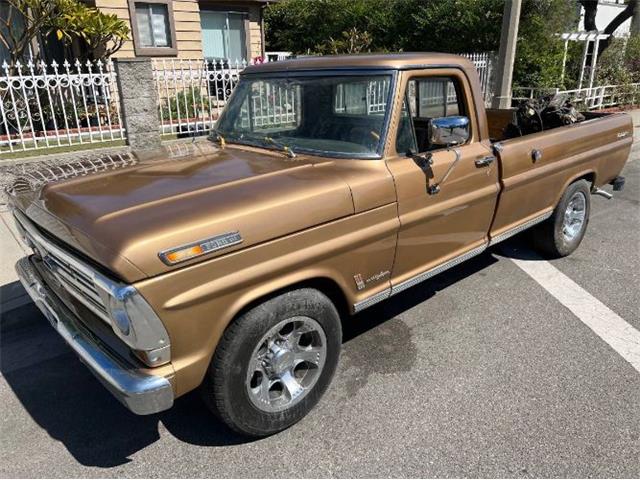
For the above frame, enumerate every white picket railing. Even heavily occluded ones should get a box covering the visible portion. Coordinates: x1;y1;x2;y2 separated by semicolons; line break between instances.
248;81;300;129
513;83;640;110
153;58;246;136
463;51;495;105
0;59;125;155
333;77;392;115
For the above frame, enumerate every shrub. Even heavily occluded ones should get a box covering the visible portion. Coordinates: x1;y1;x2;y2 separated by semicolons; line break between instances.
596;38;633;86
624;34;640;83
0;0;129;64
160;88;211;123
512;0;579;89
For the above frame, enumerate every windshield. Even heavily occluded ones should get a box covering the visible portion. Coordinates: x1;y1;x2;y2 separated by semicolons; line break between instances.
214;73;393;158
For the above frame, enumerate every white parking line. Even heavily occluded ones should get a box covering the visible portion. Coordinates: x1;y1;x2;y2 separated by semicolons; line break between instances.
508;251;640;374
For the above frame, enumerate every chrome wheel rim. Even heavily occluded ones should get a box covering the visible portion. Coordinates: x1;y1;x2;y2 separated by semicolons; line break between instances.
562;191;587;242
246;316;327;413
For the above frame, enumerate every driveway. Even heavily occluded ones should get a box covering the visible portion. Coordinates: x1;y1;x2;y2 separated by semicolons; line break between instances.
0;155;638;478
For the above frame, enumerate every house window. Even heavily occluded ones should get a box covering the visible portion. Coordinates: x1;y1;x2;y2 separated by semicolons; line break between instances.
128;0;177;55
136;3;170;47
200;11;248;61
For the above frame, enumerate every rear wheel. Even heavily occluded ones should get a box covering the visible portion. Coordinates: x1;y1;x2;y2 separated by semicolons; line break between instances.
532;179;591;258
201;288;341;437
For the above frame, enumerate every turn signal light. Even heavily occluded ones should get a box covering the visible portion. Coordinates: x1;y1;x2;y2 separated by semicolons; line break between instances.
158;231;243;265
163;245;204;264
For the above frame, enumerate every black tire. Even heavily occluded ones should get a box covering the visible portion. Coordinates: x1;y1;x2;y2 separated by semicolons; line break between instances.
201;288;342;437
532;179;591;258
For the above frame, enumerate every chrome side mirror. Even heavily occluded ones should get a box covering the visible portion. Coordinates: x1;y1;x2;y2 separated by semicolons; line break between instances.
429;116;470;147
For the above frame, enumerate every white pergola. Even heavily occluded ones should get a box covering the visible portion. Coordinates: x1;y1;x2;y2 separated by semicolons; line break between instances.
559;31;611;90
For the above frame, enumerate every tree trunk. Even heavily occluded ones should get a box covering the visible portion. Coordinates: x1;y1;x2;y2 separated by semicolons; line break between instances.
580;0;598;31
598;0;637;57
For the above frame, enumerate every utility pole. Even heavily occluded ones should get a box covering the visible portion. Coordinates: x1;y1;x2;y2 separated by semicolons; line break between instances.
491;0;522;109
632;0;640;35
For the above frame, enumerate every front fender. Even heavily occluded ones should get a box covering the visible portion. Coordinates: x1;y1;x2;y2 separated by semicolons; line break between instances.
135;203;399;396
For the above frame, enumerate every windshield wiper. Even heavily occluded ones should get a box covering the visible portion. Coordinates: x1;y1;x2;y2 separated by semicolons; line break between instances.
263;136;296;158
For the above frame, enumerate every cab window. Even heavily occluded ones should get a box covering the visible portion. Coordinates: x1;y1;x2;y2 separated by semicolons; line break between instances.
333;77;390;116
395;95;418;155
402;76;468;153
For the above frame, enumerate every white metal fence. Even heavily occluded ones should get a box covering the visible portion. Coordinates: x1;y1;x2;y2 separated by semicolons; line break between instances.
333;77;392;115
247;81;300;129
513;83;640;110
463;52;495;105
153;58;247;136
153;52;496;137
0;59;125;155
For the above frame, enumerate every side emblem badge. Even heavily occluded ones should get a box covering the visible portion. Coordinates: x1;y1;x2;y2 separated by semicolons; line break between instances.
159;231;243;265
354;271;390;291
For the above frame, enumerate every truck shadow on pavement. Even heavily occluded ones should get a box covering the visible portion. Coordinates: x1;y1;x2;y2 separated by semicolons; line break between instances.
1;251;499;468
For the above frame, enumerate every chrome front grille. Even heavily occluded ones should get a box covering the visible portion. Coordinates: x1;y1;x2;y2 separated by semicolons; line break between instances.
42;251;108;317
13;208;172;367
14;211;110;322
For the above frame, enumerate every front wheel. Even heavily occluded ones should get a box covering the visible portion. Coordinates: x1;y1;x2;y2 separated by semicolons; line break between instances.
532;179;591;258
201;288;342;437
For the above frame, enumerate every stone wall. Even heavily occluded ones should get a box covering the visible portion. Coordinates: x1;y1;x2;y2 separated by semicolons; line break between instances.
114;59;162;151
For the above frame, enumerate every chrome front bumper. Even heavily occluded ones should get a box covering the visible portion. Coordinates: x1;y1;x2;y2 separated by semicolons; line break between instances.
15;256;174;415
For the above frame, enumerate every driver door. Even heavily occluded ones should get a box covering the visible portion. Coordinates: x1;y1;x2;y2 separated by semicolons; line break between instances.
386;69;500;291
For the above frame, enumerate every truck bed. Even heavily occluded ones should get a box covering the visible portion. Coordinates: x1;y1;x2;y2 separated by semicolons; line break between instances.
486;109;633;240
486;108;618;142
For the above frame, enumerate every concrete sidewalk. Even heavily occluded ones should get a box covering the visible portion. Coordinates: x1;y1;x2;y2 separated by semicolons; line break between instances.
0;209;30;313
1;109;639;315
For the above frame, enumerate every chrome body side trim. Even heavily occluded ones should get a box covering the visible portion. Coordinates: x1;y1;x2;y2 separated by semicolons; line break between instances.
391;244;488;296
488;211;553;246
353;288;391;313
353;244;488;312
353;210;555;313
15;256;174;415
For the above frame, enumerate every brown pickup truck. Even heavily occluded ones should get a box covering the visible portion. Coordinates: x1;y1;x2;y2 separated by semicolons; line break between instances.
10;53;632;437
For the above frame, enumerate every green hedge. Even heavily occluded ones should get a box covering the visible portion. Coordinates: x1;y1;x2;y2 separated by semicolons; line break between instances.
265;0;580;89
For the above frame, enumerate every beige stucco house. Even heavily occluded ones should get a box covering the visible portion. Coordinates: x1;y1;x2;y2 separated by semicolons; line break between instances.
89;0;271;61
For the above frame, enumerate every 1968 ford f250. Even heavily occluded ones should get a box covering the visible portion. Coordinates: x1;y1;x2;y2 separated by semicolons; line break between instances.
10;53;632;436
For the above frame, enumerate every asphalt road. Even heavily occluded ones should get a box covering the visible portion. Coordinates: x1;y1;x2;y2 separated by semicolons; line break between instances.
1;158;638;478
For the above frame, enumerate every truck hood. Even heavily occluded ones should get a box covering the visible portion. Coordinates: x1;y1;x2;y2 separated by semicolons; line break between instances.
10;142;354;281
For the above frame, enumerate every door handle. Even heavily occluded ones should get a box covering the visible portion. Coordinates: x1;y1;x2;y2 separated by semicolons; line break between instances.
475;155;495;167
